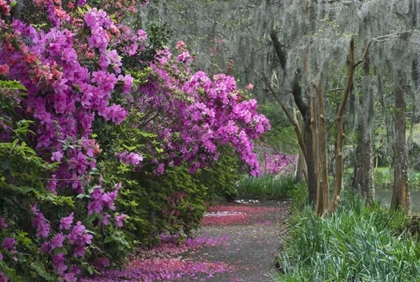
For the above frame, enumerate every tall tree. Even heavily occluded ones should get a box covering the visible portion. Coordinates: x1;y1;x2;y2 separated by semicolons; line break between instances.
353;48;375;203
391;40;411;211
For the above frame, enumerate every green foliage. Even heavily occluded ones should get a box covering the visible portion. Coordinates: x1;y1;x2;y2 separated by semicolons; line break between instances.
100;159;207;246
274;193;419;281
408;141;420;171
235;174;298;201
257;104;297;154
288;180;308;211
194;145;242;203
0;83;67;280
0;80;27;92
96;111;207;246
374;167;393;190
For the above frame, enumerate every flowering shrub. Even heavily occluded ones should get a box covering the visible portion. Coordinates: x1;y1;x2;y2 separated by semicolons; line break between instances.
0;0;269;280
132;41;271;177
0;0;148;279
261;153;297;176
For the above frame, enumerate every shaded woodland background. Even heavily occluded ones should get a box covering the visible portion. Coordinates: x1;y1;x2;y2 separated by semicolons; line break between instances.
140;0;420;212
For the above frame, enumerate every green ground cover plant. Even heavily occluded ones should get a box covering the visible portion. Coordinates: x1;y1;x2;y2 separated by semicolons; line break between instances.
274;192;420;281
235;174;300;201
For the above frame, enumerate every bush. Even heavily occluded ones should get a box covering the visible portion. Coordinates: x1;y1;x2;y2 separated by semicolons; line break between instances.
193;145;242;203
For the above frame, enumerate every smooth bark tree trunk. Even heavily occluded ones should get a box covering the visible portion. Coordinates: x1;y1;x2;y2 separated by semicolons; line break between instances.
391;69;410;211
295;145;307;183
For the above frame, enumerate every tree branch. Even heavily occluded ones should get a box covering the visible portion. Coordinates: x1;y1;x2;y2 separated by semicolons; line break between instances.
270;31;287;71
262;75;307;162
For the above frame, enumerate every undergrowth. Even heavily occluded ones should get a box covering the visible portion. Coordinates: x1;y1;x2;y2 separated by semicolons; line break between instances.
273;191;420;281
235;174;300;200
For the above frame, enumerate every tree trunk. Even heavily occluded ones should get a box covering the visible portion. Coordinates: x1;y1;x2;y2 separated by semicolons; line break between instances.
309;74;329;216
391;69;410;211
353;50;375;204
304;115;317;206
295;144;307;183
269;32;317;206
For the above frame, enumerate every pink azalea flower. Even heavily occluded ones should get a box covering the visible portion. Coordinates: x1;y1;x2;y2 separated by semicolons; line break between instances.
59;212;74;230
50;233;64;250
1;238;15;251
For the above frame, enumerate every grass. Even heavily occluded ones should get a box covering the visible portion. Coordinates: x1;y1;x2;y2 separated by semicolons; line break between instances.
235;174;301;200
272;191;420;281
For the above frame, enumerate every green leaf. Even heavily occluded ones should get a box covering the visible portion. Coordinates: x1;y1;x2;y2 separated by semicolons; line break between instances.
53;247;67;255
1;160;10;170
104;236;113;243
0;80;27;91
87;266;94;275
122;145;137;151
18;186;34;194
31;261;55;280
76;193;88;199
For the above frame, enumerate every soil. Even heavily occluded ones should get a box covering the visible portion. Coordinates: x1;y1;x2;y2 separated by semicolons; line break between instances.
174;200;291;282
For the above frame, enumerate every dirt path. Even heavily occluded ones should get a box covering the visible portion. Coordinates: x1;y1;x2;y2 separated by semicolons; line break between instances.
174;200;290;282
81;200;290;282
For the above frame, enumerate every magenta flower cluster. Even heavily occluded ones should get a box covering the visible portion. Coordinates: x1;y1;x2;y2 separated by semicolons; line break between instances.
0;0;270;280
136;43;271;176
0;1;139;280
261;153;297;175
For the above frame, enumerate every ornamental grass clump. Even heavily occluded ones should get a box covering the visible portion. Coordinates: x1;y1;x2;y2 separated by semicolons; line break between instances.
235;174;295;200
274;196;419;281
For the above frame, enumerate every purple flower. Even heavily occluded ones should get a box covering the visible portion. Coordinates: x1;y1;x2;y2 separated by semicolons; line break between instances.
1;238;15;251
32;213;50;238
81;233;93;245
52;253;67;274
50;233;64;250
0;217;8;228
67;221;86;243
100;213;111;225
41;242;49;253
51;151;64;162
115;214;126;227
87;200;103;215
91;187;102;200
121;74;133;93
125;152;143;166
73;245;85;257
59;212;74;230
177;51;192;64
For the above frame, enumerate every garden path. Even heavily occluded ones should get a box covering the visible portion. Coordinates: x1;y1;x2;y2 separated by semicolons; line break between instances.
82;200;290;282
174;200;290;282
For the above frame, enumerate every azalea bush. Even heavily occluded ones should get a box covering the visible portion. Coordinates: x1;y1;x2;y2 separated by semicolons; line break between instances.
0;0;270;280
260;154;296;176
194;145;242;202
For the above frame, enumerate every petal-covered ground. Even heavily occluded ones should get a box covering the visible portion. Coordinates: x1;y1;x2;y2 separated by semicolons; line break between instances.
82;200;290;281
